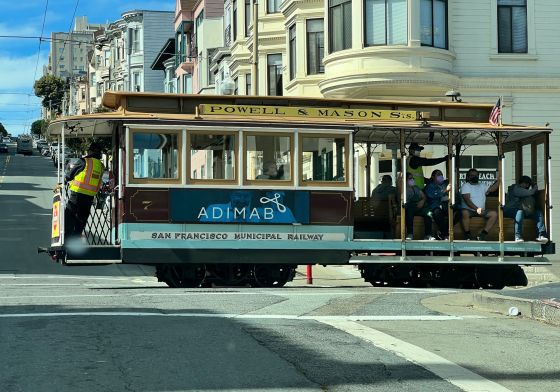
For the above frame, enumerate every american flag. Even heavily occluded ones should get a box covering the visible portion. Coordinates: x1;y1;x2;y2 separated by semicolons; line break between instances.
489;97;501;126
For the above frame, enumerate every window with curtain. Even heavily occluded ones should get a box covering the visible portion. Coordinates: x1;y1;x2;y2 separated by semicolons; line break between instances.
267;0;281;13
233;0;238;41
307;19;324;75
245;0;252;37
420;0;447;49
245;73;252;95
329;0;352;53
267;54;283;96
289;24;296;80
364;0;407;46
498;0;527;53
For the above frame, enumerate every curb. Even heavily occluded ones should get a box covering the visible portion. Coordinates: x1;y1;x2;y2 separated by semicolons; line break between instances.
472;292;560;327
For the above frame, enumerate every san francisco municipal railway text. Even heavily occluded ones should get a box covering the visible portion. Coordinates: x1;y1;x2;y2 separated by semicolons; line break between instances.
150;232;325;241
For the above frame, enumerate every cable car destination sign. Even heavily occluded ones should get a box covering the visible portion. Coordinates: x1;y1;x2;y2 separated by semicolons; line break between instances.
199;104;419;121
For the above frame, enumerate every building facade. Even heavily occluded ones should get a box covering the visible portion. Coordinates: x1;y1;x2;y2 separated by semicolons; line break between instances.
86;10;174;111
205;0;560;247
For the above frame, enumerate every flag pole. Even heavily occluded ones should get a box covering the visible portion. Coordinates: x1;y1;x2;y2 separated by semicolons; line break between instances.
499;95;504;127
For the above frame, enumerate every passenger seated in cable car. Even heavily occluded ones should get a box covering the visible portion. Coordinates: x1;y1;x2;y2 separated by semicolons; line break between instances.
371;175;396;202
424;169;452;240
504;175;548;243
402;172;434;241
256;161;280;180
460;168;499;240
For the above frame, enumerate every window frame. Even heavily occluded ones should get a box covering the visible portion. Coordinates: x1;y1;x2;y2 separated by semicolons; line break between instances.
420;0;448;49
363;0;408;47
243;131;294;186
289;24;296;80
298;132;350;188
244;0;252;38
306;19;325;75
267;53;283;96
128;129;183;185
497;0;528;54
187;130;238;185
328;0;352;53
267;0;281;14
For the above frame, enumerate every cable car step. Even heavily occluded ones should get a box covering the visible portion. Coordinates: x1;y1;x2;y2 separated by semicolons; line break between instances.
65;245;121;265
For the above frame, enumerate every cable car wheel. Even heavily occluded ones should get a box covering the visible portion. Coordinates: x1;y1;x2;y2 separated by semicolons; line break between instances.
157;264;206;288
253;264;296;288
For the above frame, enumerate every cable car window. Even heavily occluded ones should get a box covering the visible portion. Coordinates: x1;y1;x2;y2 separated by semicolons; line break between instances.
301;135;347;183
132;131;180;181
245;133;292;182
189;132;236;181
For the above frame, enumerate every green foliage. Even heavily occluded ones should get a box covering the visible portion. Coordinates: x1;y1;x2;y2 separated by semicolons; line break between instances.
31;119;49;137
0;122;7;137
66;137;111;155
94;105;111;113
33;75;67;115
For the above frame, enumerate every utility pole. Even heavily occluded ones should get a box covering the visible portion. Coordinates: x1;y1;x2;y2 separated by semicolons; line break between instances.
251;0;259;96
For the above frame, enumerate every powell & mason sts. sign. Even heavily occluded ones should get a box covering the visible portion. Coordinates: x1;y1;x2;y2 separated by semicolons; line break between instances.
199;104;419;121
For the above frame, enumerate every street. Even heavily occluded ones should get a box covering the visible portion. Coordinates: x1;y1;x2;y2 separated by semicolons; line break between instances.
1;146;559;392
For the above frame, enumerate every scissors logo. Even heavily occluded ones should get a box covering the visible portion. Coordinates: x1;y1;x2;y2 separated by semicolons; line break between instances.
259;192;286;212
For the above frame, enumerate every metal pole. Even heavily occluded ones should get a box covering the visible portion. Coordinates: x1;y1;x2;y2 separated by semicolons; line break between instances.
497;133;505;246
60;125;66;245
400;130;406;244
251;1;259;96
448;131;454;242
306;264;313;284
366;142;371;197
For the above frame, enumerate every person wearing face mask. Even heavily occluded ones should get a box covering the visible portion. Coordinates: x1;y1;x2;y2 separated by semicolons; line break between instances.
424;169;452;239
504;176;548;242
407;143;448;188
402;172;434;240
460;168;500;240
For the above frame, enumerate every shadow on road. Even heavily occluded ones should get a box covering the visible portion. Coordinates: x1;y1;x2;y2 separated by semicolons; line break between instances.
0;304;558;391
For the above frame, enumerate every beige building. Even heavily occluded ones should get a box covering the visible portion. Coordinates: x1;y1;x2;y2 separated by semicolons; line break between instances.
209;0;559;247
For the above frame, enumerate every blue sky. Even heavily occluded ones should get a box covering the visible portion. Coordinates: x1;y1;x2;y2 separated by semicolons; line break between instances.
0;0;175;136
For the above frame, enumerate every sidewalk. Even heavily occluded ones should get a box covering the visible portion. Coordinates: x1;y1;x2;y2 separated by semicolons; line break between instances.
288;263;560;326
288;265;370;288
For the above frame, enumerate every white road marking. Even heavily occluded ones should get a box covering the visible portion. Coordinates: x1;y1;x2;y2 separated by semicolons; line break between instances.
0;312;484;322
321;320;513;392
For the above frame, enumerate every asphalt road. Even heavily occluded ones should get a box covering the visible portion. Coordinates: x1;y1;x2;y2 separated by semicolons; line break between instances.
1;144;559;392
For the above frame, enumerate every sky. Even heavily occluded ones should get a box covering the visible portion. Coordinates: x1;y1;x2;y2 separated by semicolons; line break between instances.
0;0;175;136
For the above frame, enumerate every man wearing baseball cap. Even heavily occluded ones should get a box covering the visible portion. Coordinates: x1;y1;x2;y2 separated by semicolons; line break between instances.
407;143;448;188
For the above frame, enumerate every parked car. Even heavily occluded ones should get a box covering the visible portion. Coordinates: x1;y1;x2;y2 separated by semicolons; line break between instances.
0;142;8;153
36;140;48;152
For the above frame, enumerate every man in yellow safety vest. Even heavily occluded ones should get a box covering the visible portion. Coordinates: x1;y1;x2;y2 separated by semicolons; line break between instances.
64;142;104;240
406;143;448;189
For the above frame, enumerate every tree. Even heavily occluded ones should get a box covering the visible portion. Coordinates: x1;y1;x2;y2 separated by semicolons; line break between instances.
31;119;49;137
34;75;67;115
0;122;7;137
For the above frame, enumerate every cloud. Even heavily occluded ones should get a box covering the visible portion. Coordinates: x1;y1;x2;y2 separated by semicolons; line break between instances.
0;52;49;90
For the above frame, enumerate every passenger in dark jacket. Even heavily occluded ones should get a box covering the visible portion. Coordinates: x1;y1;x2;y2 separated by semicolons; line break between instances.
504;176;547;242
424;169;452;239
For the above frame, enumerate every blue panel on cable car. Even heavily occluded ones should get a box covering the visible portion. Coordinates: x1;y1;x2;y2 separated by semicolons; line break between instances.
170;189;310;224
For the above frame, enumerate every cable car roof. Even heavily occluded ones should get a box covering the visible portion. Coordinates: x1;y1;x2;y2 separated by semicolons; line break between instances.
47;92;551;145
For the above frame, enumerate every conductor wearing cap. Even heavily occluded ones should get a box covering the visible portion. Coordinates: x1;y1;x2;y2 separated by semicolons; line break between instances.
64;142;104;240
407;143;448;188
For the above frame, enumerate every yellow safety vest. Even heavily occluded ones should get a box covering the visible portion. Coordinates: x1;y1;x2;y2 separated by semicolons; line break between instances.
406;161;425;188
69;158;103;196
